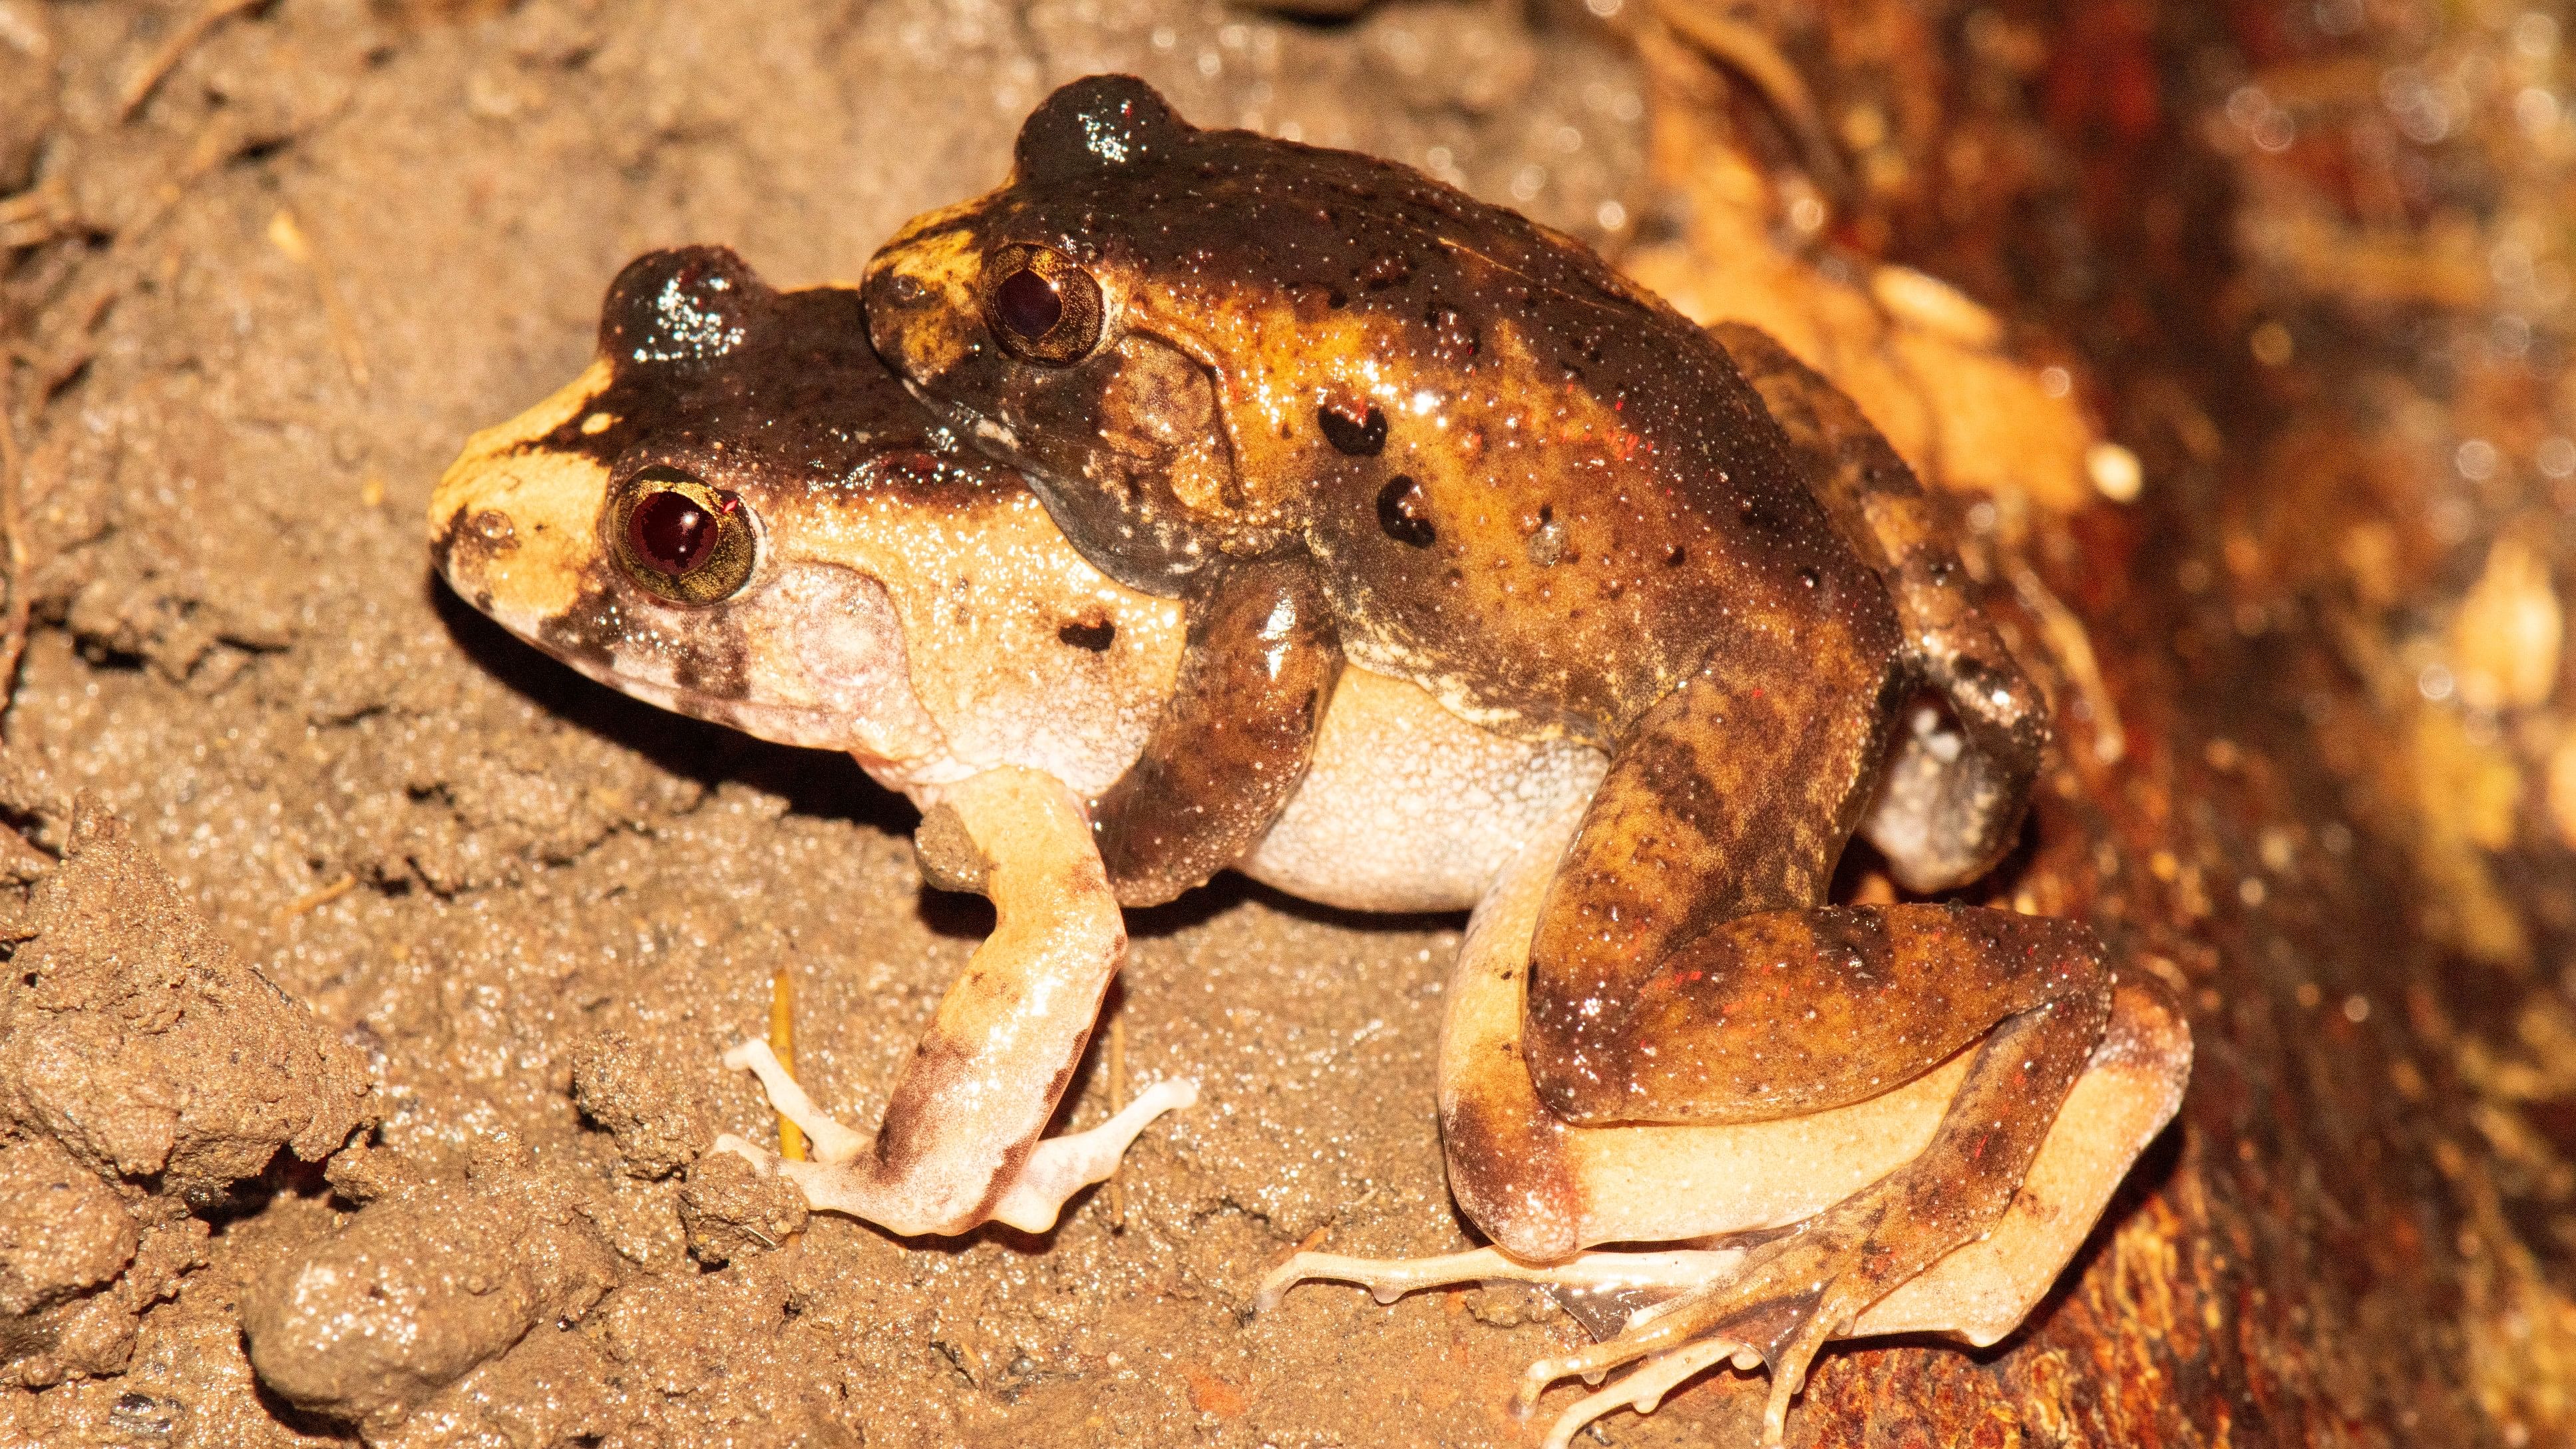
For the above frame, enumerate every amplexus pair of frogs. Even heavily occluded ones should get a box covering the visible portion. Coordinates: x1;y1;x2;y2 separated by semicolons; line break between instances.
432;76;2187;1447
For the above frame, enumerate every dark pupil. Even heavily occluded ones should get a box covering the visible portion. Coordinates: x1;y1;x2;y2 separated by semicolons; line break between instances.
632;489;716;573
996;267;1063;340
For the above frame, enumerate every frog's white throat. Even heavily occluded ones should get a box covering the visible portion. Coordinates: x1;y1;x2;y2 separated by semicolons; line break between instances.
494;561;957;777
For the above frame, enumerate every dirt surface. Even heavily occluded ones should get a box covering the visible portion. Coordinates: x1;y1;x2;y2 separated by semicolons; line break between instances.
7;1;2576;1447
0;3;1683;1446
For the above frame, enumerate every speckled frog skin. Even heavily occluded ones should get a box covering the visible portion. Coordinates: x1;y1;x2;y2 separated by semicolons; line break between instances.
433;248;2187;1449
866;75;2169;1445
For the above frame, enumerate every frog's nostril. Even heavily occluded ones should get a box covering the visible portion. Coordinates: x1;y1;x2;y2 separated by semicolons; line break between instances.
888;273;930;306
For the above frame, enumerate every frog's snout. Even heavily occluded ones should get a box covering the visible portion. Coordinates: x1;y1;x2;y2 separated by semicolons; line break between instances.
862;223;989;390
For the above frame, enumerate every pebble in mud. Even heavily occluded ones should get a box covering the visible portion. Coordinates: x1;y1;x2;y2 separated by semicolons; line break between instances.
569;1027;719;1181
677;1150;809;1266
0;1137;209;1388
238;1171;625;1432
0;1136;136;1321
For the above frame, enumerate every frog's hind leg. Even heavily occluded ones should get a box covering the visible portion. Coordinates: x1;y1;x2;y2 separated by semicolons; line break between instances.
1526;619;2112;1442
1255;786;2183;1446
1521;976;2109;1445
1714;320;2046;892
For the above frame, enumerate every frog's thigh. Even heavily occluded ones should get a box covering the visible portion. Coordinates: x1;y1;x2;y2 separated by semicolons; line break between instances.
1090;557;1342;907
1523;622;1905;1124
1524;620;2093;1127
744;765;1186;1238
1713;320;2046;893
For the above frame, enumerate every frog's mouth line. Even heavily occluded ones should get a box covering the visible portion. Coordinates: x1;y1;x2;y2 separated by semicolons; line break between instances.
899;378;1025;461
468;590;947;775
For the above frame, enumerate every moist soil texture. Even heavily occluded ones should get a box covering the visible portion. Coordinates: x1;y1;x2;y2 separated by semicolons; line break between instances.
0;3;1757;1446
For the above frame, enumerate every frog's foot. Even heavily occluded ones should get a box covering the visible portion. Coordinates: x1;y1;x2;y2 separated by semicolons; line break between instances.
713;1039;1200;1233
988;1076;1199;1231
1252;1245;1743;1315
1509;1171;1936;1449
1532;1337;1757;1449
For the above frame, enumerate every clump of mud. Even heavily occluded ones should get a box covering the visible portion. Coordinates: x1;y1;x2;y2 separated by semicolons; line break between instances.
0;801;374;1390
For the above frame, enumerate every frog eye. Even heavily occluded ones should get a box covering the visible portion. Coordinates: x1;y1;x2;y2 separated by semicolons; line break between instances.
982;243;1104;366
610;466;757;604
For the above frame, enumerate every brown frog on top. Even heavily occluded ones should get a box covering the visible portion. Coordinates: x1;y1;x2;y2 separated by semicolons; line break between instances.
864;75;2141;1444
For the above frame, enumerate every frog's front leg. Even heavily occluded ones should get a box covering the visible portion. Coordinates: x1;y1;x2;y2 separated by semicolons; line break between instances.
711;765;1196;1237
1088;557;1343;907
1714;321;2046;893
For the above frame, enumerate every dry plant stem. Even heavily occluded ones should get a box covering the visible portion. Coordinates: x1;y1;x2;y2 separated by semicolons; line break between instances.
2006;558;2127;765
117;0;265;122
274;873;355;924
0;363;23;720
266;210;370;391
1646;0;1850;209
771;968;806;1161
1107;1011;1128;1227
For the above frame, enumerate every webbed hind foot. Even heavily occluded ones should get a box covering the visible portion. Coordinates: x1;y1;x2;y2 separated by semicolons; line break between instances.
1511;1171;1927;1448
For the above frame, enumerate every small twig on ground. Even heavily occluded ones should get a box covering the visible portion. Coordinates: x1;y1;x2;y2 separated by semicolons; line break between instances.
770;968;806;1161
274;872;357;923
1108;1012;1128;1229
0;357;25;716
267;209;370;391
0;176;71;251
117;0;264;122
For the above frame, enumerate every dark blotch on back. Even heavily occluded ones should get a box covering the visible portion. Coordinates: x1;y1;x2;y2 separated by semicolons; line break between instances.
1376;476;1435;548
1317;403;1387;457
1057;617;1116;652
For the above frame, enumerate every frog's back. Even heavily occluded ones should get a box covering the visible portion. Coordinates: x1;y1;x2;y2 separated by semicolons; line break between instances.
871;75;1900;743
1061;124;1893;740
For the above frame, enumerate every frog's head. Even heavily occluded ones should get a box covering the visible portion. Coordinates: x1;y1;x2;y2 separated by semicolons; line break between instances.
864;75;1378;596
864;75;1606;602
429;246;999;766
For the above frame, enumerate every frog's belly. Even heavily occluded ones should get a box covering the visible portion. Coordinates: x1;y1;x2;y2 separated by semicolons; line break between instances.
1238;670;1606;914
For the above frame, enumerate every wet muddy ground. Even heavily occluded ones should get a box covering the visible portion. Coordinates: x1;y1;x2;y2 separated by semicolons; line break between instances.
11;1;2576;1446
0;3;1753;1445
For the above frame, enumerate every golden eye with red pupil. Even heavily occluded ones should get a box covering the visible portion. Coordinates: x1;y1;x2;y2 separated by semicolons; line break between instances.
609;467;757;604
980;243;1103;365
